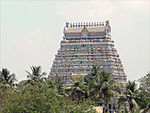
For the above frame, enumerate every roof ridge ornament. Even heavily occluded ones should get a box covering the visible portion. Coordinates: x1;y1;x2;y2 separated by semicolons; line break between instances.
66;22;69;28
78;22;80;27
70;23;72;27
105;20;111;35
105;20;109;25
66;21;109;28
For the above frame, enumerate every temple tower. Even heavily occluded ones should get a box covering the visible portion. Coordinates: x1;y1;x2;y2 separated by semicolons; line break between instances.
49;20;127;84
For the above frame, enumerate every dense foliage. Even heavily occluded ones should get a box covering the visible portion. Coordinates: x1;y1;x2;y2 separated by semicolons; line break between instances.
0;66;150;113
1;80;95;113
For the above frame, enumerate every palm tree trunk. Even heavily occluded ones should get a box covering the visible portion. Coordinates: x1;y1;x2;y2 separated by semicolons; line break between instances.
103;97;106;113
95;96;100;104
95;93;101;104
129;100;133;112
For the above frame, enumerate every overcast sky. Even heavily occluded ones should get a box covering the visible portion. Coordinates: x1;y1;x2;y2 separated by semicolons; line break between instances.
0;0;150;82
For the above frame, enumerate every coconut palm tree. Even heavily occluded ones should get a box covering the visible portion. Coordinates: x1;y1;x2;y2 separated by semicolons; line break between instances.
118;81;139;112
93;71;121;113
26;66;46;81
135;87;150;112
65;76;88;103
54;76;65;95
89;65;100;80
84;65;121;112
84;65;100;100
123;102;150;113
0;68;16;87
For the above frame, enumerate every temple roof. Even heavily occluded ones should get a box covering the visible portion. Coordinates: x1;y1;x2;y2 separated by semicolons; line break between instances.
64;21;110;34
64;26;106;34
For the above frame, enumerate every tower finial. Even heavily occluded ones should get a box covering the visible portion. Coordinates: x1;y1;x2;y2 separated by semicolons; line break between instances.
105;20;109;25
66;22;69;28
92;22;93;27
94;22;96;26
84;22;85;27
70;23;72;27
78;22;80;27
97;22;98;26
102;22;104;26
86;22;88;27
89;22;91;27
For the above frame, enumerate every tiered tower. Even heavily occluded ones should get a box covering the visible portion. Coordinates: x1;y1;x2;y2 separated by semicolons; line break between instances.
49;20;127;83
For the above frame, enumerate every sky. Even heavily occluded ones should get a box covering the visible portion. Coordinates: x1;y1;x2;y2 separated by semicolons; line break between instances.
0;0;150;82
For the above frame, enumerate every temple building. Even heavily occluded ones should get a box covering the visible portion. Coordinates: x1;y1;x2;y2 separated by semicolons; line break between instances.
49;20;127;84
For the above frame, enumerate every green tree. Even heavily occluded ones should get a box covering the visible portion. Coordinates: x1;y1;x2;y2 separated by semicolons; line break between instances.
84;65;101;102
138;72;150;112
1;80;95;113
26;66;46;81
54;76;64;95
94;71;121;113
138;72;150;95
0;68;16;87
0;83;15;111
84;65;121;112
85;65;100;82
65;76;89;104
118;81;139;112
136;87;150;112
